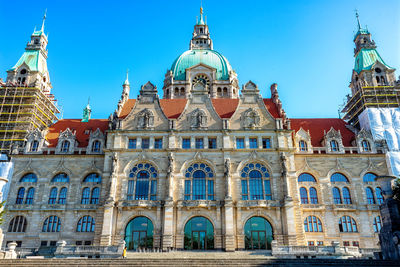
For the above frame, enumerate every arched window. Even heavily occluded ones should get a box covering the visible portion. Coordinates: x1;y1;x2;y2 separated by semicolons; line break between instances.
184;163;214;200
332;187;342;204
25;187;35;204
81;187;90;204
376;187;384;204
76;216;95;232
48;187;58;204
361;140;371;152
373;216;382;232
298;173;316;182
90;187;100;204
124;217;154;251
223;87;228;96
58;187;68;204
180;87;185;95
330;140;339;152
8;216;27;232
365;187;376;204
244;217;273;250
299;140;308;151
240;162;271;200
339;216;358;232
331;173;349;183
91;140;101;153
127;163;158;201
16;187;25;204
304;216;323;232
52;173;69;183
83;173;102;183
60;140;70;153
363;173;377;183
30;140;39;152
174;87;179;95
299;187;308;204
20;173;37;182
309;187;318;204
342;187;352;204
42;216;61;232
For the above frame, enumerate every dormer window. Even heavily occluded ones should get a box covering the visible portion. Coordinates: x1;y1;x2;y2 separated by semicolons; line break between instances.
200;28;203;34
375;68;382;73
34;39;39;44
91;140;101;153
330;140;339;152
20;69;27;75
361;140;371;152
60;140;70;153
299;140;307;152
30;140;39;152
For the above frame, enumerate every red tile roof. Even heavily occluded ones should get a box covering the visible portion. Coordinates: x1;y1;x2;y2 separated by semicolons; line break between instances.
159;99;188;119
46;119;108;147
290;118;355;147
211;99;239;118
118;99;136;119
263;99;281;118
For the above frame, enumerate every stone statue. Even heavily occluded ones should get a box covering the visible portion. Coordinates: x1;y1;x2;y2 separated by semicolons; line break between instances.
167;153;174;200
167;152;174;176
224;158;230;178
224;158;232;199
280;152;287;177
111;152;118;175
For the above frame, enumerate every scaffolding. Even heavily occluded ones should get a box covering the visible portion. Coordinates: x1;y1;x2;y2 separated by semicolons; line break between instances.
341;85;400;129
0;85;60;153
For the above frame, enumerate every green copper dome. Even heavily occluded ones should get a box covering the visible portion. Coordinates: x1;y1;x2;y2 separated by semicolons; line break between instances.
171;49;232;81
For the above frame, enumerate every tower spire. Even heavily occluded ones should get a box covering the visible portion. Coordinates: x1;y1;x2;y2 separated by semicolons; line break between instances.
355;9;361;30
41;9;47;32
198;4;205;25
124;69;130;85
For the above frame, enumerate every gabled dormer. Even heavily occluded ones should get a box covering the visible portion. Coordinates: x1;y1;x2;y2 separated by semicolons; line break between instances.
56;128;76;154
86;128;105;154
294;128;312;153
24;128;46;154
323;127;344;154
356;128;376;153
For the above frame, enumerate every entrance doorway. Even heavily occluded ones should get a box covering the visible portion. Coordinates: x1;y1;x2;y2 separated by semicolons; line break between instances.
184;216;214;250
124;217;154;250
244;217;273;250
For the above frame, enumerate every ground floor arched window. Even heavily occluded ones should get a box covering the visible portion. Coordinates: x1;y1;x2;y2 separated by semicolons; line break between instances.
184;216;214;250
244;216;273;250
124;216;154;251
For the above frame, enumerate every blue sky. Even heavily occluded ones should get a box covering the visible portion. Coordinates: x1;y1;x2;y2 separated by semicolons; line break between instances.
0;0;399;119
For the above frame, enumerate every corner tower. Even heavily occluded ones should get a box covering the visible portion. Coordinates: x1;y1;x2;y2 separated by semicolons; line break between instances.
163;7;239;99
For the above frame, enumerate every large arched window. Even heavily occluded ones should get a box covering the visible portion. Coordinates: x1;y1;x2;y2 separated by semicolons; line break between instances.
83;173;102;183
48;187;58;204
299;187;308;204
330;140;339;152
376;187;384;204
60;140;70;153
8;216;27;232
127;163;158;201
81;187;90;204
16;187;25;204
76;215;95;232
309;187;318;204
304;216;323;232
25;187;35;204
20;173;37;182
332;187;342;204
184;216;214;250
331;173;349;183
298;173;316;182
244;217;273;250
373;216;382;232
124;217;154;251
299;140;308;151
339;216;358;232
52;173;69;183
42;216;61;232
366;187;376;204
184;162;214;200
241;162;271;200
363;173;377;183
58;187;68;204
342;187;352;204
90;187;100;204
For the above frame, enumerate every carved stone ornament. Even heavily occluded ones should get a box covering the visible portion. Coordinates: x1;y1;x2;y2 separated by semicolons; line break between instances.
190;108;207;129
243;108;260;129
167;152;174;176
137;108;154;129
111;152;118;175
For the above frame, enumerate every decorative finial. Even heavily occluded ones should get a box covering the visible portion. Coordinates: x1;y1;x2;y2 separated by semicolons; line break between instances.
41;9;47;32
123;69;130;85
198;3;205;25
82;98;92;122
355;9;361;30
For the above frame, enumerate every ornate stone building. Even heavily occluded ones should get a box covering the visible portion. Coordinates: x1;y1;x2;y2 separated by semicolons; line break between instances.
1;9;398;252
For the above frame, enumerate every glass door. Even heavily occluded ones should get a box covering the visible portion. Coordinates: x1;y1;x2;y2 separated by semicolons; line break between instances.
192;231;206;250
251;231;267;249
132;230;147;250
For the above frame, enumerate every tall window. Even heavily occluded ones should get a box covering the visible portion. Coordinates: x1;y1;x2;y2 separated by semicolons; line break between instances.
60;140;70;153
182;138;191;149
304;216;323;232
48;187;58;204
83;173;102;183
332;187;342;204
42;216;61;232
300;187;308;204
361;140;371;152
58;187;68;204
298;173;317;182
373;216;382;232
8;216;27;232
339;216;358;232
127;163;158;200
330;140;339;152
30;140;39;152
366;187;376;204
262;138;271;149
376;187;384;204
25;187;35;204
249;138;258;149
52;173;69;183
90;187;100;204
184;162;214;200
91;140;101;152
128;138;137;149
342;187;352;204
363;172;377;183
154;138;163;149
81;187;90;204
195;138;204;149
309;187;318;204
236;138;245;149
299;140;307;151
208;138;217;149
16;187;25;204
20;173;37;182
240;162;271;200
141;138;150;149
76;216;95;232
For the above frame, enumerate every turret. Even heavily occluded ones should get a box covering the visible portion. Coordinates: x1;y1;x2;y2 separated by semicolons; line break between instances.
189;6;213;50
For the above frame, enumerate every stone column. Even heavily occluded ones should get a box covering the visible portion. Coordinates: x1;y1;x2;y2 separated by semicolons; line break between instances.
162;201;174;250
224;200;235;251
99;202;115;246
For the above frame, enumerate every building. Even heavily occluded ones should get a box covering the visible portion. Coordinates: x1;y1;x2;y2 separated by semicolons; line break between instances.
1;8;398;252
